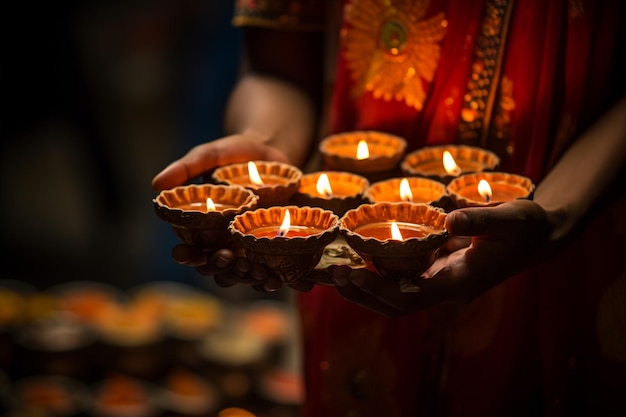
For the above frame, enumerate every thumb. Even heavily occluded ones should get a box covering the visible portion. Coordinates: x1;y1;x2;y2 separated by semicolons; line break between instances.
445;200;543;238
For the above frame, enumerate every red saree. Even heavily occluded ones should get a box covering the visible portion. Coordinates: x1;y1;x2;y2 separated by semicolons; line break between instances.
234;0;626;415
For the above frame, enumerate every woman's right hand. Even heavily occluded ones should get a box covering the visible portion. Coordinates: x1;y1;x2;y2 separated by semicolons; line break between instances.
152;132;293;291
152;132;291;192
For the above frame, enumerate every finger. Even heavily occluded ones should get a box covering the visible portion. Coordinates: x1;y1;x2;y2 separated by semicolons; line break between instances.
171;245;207;267
306;269;334;286
445;200;543;238
251;275;283;293
418;247;493;304
347;270;433;313
195;249;236;275
441;236;470;254
214;273;241;288
333;269;403;317
152;136;290;191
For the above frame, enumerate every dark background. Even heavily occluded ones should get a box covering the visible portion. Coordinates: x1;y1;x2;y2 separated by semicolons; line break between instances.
1;1;243;291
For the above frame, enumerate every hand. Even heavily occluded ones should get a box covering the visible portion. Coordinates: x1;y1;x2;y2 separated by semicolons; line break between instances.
171;244;315;293
332;199;552;317
153;132;293;289
152;132;290;191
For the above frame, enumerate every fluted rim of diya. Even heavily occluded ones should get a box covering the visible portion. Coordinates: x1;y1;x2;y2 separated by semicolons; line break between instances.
363;177;448;205
153;184;259;228
340;203;449;255
212;160;303;206
319;130;408;173
401;145;500;182
447;171;535;207
229;205;340;254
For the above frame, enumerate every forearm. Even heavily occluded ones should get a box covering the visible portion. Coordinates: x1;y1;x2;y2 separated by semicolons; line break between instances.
224;74;318;167
224;27;325;168
535;96;626;244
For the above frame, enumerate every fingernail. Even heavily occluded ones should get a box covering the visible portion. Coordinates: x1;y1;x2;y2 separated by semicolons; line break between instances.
450;211;470;234
216;255;231;269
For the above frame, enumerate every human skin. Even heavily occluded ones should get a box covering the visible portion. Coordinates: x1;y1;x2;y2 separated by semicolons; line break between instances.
152;26;626;313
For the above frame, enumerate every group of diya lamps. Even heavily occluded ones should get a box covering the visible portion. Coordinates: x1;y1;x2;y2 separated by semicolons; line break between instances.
154;131;535;292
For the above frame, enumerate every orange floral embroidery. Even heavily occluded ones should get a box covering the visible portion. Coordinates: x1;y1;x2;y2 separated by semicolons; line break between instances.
342;0;447;110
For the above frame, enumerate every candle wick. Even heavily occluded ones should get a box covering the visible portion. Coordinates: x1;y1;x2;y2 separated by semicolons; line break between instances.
277;230;285;237
485;195;491;203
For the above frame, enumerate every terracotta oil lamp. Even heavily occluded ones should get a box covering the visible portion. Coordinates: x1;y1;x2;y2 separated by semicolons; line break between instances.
153;184;258;251
229;206;340;288
363;177;448;208
212;161;302;207
401;145;500;184
319;131;407;177
446;171;535;207
292;171;369;216
340;202;448;292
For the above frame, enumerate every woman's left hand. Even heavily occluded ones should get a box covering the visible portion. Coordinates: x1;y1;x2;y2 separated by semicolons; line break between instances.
331;199;553;317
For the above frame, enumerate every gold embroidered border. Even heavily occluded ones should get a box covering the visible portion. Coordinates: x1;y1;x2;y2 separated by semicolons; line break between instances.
458;0;514;149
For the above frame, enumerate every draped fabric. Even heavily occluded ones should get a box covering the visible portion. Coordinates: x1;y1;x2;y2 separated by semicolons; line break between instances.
234;1;626;415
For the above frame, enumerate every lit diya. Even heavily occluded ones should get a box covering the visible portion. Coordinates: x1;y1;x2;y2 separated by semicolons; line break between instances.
401;145;500;183
363;177;448;208
153;184;258;251
229;206;340;288
212;161;302;207
447;172;535;207
292;171;369;216
319;131;407;175
340;203;448;292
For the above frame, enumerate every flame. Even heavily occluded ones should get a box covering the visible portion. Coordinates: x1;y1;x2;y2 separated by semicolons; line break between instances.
390;222;404;241
356;140;370;160
316;173;333;198
443;150;462;176
248;161;264;186
278;209;291;237
206;197;216;211
399;178;413;202
477;179;492;202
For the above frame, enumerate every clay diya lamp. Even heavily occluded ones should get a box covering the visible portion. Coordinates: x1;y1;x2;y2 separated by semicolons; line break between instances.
229;206;340;288
212;160;302;207
446;171;535;208
153;184;258;251
292;171;369;216
401;145;500;184
319;131;407;180
363;177;448;209
340;203;448;292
